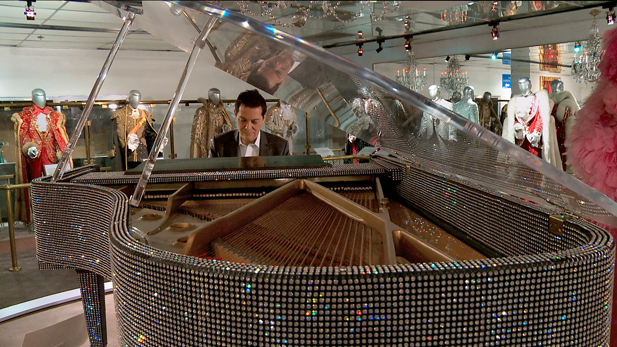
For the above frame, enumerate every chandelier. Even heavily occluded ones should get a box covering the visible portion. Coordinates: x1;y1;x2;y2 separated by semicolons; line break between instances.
439;55;468;97
440;4;468;25
396;50;426;92
571;10;604;84
235;1;400;27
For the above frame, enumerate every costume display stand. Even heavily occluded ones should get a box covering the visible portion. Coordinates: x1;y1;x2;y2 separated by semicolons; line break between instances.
349;86;384;144
10;88;70;224
418;85;455;142
265;101;299;153
190;88;233;158
108;90;158;171
478;91;503;136
548;79;579;172
453;86;479;124
502;77;561;168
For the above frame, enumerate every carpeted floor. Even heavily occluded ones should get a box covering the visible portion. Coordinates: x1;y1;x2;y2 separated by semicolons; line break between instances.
0;223;80;309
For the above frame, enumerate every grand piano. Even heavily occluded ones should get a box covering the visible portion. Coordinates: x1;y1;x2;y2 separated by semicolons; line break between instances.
31;2;616;346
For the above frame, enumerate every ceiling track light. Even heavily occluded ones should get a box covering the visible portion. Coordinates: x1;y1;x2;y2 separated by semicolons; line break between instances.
465;54;471;61
607;7;615;25
491;23;499;40
445;56;451;62
376;39;383;53
24;0;36;20
357;43;364;56
358;30;363;38
404;37;412;52
574;41;581;53
404;15;411;31
491;52;498;60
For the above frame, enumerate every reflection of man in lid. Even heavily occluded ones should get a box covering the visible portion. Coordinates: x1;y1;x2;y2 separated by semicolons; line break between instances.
209;89;290;157
216;31;295;95
246;50;295;95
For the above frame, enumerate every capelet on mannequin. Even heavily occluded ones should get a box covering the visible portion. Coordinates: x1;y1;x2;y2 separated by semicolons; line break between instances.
11;104;70;224
190;96;233;158
108;106;157;171
502;88;562;168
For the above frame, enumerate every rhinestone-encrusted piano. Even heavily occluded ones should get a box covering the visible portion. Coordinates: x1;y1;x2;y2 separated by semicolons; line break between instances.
30;1;616;346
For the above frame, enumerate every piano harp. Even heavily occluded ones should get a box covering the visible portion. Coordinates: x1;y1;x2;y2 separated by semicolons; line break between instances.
127;170;485;267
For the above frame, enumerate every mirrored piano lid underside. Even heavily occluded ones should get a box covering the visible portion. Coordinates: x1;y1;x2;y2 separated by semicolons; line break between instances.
133;1;617;227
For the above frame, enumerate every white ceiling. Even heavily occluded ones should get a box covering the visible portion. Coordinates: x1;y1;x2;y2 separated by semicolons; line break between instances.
0;0;612;66
0;1;182;51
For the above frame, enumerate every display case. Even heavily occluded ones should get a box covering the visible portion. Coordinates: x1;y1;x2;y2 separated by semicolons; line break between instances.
29;2;616;346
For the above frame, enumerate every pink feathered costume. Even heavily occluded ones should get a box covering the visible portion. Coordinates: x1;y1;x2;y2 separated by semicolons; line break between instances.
566;27;617;343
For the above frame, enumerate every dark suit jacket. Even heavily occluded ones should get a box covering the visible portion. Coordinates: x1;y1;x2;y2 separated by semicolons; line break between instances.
209;129;290;157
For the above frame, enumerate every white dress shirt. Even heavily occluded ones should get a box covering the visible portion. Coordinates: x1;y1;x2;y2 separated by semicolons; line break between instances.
239;130;261;157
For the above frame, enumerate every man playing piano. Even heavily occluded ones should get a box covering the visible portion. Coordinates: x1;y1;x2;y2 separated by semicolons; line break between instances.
209;89;290;157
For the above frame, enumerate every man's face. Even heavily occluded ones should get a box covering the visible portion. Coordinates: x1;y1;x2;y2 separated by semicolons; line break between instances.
256;51;294;90
235;105;264;145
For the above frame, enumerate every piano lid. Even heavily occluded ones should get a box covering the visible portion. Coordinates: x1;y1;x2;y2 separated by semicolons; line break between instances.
104;1;617;226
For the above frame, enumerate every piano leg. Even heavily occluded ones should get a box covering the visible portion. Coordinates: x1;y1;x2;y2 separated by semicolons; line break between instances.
75;269;107;347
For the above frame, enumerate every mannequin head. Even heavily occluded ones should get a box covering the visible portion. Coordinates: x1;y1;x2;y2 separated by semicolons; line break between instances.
483;91;492;104
550;79;564;94
208;88;221;105
428;85;441;100
128;90;141;109
32;88;46;109
462;86;475;100
450;91;462;103
359;86;370;98
518;77;532;96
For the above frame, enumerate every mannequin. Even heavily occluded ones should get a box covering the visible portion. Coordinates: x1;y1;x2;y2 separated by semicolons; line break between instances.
350;86;383;143
418;85;455;141
502;78;561;168
11;88;71;224
450;90;462;104
453;86;479;124
265;101;299;153
109;90;158;170
190;88;233;158
548;79;579;172
478;91;502;135
344;134;370;164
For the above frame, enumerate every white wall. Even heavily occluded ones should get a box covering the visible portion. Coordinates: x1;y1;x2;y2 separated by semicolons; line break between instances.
0;46;255;101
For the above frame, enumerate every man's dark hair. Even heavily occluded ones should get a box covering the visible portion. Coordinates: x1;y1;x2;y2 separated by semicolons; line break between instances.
235;89;267;117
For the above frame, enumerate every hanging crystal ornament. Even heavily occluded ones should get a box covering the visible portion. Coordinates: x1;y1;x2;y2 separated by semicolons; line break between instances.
292;7;309;27
571;10;604;84
233;1;399;27
439;55;469;97
396;49;426;92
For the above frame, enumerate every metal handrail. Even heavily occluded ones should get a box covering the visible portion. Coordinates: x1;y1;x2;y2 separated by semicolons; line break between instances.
1;183;31;272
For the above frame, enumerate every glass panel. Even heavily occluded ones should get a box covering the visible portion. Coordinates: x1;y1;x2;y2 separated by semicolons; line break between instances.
161;1;617;225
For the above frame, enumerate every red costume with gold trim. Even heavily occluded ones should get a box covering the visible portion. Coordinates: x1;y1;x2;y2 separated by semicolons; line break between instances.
11;105;70;224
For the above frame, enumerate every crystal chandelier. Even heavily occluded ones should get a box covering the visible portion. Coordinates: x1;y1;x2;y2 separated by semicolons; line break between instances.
235;1;400;27
571;10;604;84
396;50;426;92
440;4;468;25
439;55;468;97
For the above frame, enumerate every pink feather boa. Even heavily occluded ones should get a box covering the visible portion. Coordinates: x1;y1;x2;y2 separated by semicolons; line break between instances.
565;27;617;344
566;27;617;201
